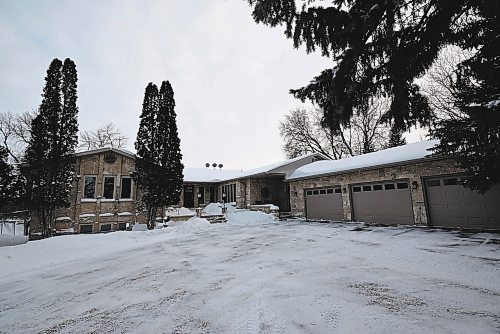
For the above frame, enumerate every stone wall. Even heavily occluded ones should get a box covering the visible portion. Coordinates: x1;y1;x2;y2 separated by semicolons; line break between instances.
48;151;141;234
288;158;463;225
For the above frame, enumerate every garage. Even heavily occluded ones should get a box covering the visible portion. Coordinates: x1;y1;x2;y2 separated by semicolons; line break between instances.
305;187;343;221
425;176;500;229
351;181;414;224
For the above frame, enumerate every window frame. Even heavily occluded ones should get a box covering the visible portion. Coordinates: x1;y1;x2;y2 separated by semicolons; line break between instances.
120;176;133;200
82;175;97;201
102;176;116;200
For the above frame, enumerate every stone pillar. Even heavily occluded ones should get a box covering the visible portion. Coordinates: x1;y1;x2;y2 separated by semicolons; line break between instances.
410;176;428;226
340;183;352;221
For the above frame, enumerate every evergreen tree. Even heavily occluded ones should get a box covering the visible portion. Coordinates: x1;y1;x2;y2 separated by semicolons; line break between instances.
158;81;184;206
133;81;184;229
0;145;16;209
247;0;499;190
432;28;499;193
386;127;407;149
23;58;79;238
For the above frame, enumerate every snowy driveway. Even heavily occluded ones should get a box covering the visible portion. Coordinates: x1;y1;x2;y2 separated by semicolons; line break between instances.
1;218;499;333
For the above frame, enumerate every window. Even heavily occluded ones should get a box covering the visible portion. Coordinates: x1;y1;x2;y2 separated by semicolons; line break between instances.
80;224;93;233
83;176;96;199
313;190;319;195
103;176;115;199
335;188;342;194
427;179;441;187
320;189;326;195
327;189;334;194
352;186;361;193
397;182;409;189
384;184;395;190
100;224;111;232
363;185;372;192
373;185;383;191
118;222;128;231
443;178;458;186
120;177;132;199
306;190;313;196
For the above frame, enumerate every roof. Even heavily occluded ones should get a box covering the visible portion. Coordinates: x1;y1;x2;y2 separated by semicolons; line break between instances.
287;140;440;181
183;153;328;183
183;168;245;183
75;147;136;160
236;152;328;179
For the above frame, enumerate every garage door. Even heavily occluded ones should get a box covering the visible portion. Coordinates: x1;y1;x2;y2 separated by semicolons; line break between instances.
305;187;343;221
351;181;414;224
425;177;500;229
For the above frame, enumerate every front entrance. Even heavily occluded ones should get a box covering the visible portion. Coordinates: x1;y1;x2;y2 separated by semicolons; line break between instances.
183;185;194;208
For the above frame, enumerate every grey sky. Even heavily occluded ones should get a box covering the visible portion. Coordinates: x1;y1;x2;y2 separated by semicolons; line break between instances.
0;0;332;170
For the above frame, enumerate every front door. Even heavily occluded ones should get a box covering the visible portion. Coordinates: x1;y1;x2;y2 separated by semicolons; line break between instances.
183;185;194;208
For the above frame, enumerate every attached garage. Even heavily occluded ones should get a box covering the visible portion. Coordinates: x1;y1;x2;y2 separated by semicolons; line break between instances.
305;187;343;221
425;176;500;229
351;181;414;225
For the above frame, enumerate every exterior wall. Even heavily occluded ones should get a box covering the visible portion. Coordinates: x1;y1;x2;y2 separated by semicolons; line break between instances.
242;177;289;211
49;151;141;234
178;183;215;208
289;158;463;225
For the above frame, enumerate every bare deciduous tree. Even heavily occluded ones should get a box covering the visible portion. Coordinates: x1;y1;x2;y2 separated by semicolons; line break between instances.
0;110;36;162
420;45;474;122
280;99;391;159
79;122;128;150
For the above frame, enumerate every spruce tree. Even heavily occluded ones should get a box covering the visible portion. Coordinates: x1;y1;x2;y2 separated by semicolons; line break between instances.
386;127;407;149
158;81;183;206
0;145;15;209
247;0;499;190
133;81;184;229
23;58;79;238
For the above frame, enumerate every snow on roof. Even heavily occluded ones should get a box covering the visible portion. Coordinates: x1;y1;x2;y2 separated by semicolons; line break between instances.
238;153;326;178
287;140;439;180
183;168;245;183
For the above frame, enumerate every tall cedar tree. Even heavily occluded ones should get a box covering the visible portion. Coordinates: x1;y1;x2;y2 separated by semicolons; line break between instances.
0;145;20;210
23;58;79;237
133;81;183;229
247;0;499;191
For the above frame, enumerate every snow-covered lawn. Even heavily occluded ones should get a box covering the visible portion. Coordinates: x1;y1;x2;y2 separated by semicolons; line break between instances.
1;214;499;333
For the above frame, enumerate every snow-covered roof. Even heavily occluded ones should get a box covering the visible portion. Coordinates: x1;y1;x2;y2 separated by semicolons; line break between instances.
75;147;135;160
183;168;245;183
238;153;327;178
183;153;327;183
287;140;439;181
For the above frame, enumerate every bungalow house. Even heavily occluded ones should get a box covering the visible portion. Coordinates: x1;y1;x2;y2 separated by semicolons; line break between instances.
286;140;500;230
33;148;325;235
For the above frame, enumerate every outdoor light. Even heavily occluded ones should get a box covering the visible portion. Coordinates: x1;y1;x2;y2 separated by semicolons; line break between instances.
197;193;202;198
412;181;419;190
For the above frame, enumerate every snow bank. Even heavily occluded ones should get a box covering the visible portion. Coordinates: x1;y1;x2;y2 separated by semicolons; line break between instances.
288;140;439;180
0;235;28;247
202;202;223;215
165;207;195;217
131;224;148;231
226;210;276;225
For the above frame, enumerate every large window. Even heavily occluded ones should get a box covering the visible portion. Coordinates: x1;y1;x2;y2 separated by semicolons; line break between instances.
83;176;97;199
103;176;115;199
120;177;132;199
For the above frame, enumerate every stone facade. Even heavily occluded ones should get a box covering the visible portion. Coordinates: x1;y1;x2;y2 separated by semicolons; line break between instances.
48;149;143;234
288;158;463;225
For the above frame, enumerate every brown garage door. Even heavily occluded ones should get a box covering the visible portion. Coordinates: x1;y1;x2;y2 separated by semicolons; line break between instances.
351;181;414;224
305;187;343;221
425;177;500;229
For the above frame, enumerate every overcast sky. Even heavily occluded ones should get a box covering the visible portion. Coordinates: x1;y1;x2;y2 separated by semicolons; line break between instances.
0;0;337;170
